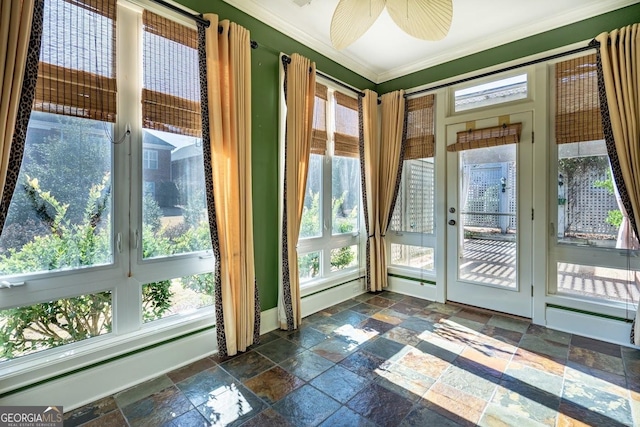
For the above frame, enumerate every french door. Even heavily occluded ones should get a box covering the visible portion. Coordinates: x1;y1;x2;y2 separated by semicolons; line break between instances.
446;112;533;317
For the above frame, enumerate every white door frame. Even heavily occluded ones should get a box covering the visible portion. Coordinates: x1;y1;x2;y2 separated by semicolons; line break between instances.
445;112;534;318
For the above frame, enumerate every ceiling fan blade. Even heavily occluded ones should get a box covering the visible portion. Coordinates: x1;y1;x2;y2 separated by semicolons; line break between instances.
387;0;453;41
330;0;385;50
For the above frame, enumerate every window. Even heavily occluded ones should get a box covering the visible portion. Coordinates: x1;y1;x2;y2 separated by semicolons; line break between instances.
143;149;159;169
141;10;211;260
549;54;640;306
453;73;528;113
0;1;213;365
297;82;362;287
389;94;436;275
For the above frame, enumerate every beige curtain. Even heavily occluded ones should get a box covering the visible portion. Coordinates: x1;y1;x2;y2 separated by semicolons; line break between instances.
202;14;257;356
361;89;380;291
278;54;316;330
0;0;34;208
595;24;640;344
362;90;406;292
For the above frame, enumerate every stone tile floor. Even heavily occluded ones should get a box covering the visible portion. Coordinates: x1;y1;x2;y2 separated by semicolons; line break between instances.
64;291;640;426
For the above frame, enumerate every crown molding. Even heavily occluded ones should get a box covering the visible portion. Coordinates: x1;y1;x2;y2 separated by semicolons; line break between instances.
223;0;637;84
375;0;638;83
221;0;378;82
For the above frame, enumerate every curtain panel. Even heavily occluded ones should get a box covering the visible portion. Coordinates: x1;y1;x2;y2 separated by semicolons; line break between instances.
278;53;316;330
595;24;640;344
0;0;43;235
360;89;406;292
197;14;258;356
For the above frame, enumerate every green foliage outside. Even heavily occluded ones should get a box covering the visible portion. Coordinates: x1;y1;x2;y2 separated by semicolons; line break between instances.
298;191;357;279
594;169;623;228
0;117;214;361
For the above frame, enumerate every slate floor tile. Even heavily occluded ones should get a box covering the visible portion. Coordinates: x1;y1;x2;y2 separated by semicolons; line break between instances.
219;351;275;382
279;349;335;381
243;366;304;404
255;337;306;364
347;382;414;427
64;397;119;427
122;386;193;427
310;365;369;403
272;385;341;427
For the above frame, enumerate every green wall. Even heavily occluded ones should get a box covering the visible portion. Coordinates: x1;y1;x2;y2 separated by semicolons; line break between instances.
377;3;640;94
174;0;639;311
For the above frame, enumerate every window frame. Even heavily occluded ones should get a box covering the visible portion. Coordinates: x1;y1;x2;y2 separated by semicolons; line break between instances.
0;0;215;379
143;148;159;169
546;51;640;317
448;70;532;116
293;77;365;296
387;93;438;281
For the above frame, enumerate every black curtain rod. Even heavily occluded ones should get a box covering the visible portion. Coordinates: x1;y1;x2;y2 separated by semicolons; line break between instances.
149;0;258;49
282;55;366;98
405;42;598;98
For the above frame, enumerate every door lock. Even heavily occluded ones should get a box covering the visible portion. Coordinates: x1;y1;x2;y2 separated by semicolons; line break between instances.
449;207;456;213
448;219;456;226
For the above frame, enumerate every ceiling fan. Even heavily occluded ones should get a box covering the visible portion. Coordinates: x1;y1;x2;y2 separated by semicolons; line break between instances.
329;0;453;50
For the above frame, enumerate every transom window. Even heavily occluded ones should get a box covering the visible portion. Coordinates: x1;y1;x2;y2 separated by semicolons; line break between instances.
453;73;528;113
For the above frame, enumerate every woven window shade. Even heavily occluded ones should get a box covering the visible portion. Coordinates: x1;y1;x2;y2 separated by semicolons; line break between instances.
555;54;603;144
312;83;328;155
142;10;201;137
404;94;435;160
448;123;522;152
34;0;117;122
334;91;359;158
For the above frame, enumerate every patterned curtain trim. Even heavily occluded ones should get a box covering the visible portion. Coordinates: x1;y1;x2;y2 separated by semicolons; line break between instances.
197;23;226;356
357;95;372;291
0;0;45;236
280;56;295;331
595;49;638;240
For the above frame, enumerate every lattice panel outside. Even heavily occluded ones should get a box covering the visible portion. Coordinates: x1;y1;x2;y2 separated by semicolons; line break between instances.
563;158;618;236
507;162;517;231
390;160;434;233
463;164;503;228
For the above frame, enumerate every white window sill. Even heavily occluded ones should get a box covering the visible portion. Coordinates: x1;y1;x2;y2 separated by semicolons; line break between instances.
300;268;364;298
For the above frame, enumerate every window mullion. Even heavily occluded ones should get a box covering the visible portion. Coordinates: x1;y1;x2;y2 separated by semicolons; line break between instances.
322;90;336;276
113;3;142;335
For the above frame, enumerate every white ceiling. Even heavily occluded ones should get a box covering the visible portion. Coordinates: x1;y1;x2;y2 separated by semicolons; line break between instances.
222;0;637;83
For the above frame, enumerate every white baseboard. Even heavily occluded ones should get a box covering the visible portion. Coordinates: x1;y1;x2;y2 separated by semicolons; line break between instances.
260;307;278;334
301;278;366;317
387;276;437;301
546;305;635;347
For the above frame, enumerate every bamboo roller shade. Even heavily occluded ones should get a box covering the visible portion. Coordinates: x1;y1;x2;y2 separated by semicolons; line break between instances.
311;84;360;158
334;91;359;158
66;0;116;20
142;10;198;48
312;83;328;155
34;0;117;122
404;94;435;159
555;54;603;144
448;123;522;152
142;10;201;137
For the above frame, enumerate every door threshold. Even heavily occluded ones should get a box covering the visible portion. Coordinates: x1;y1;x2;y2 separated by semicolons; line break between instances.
446;300;532;321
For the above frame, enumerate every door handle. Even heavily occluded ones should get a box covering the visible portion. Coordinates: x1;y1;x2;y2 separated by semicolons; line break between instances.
448;219;456;226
